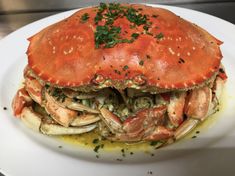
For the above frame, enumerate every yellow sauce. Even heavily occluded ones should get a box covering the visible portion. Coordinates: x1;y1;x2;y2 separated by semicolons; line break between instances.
56;90;228;153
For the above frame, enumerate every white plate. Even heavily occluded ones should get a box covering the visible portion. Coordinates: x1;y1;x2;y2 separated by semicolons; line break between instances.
1;4;235;176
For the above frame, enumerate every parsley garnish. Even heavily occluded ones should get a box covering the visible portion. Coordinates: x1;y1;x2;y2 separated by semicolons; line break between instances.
93;3;163;48
95;26;121;48
155;32;164;40
123;65;129;71
131;33;139;39
80;13;89;23
139;60;144;66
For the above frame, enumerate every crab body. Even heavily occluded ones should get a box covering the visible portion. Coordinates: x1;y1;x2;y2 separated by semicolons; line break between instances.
12;3;227;146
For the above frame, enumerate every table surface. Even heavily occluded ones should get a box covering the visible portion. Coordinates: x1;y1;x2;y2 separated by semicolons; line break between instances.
0;1;234;176
0;1;235;40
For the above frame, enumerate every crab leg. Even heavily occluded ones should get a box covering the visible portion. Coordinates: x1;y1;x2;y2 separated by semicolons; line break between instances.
100;107;123;133
40;123;97;135
70;114;100;127
20;107;97;135
167;92;186;127
25;77;43;104
12;88;33;117
100;105;173;142
173;86;212;140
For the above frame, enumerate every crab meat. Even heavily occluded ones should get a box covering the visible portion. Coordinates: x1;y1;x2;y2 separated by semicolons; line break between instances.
167;92;186;127
20;107;97;135
173;76;225;140
12;88;32;117
25;76;43;104
100;105;173;142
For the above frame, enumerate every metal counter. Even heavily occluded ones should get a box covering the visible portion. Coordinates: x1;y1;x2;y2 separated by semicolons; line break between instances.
0;1;235;39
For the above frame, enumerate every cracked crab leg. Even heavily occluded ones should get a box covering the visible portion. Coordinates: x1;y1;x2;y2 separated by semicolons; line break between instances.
167;92;186;127
20;107;97;135
70;114;100;127
40;123;97;135
12;88;33;117
173;86;212;140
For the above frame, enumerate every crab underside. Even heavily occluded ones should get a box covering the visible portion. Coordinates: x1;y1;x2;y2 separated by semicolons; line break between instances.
12;66;226;146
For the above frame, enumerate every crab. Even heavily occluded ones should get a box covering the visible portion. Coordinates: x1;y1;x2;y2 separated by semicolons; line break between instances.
12;3;227;146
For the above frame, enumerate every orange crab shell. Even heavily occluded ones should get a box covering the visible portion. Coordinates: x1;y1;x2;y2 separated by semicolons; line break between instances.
27;4;222;89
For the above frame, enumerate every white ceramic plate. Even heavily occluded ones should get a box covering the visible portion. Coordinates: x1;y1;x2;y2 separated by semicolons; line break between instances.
1;4;235;176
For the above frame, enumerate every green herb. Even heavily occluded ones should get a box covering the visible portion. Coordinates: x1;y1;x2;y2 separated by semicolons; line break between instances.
131;33;139;39
139;60;144;66
192;136;197;139
126;7;147;26
95;25;121;48
143;25;149;31
123;65;129;71
114;69;121;75
94;145;101;153
150;141;159;146
93;3;158;48
80;13;89;23
92;138;99;144
155;32;164;40
130;152;134;155
51;88;66;102
196;131;200;134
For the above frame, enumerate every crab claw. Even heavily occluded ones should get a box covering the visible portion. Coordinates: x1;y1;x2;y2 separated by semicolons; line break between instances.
12;88;33;117
172;86;212;140
20;107;97;135
100;107;123;133
100;105;173;142
144;126;174;141
167;92;186;127
25;76;43;104
70;114;100;127
184;86;212;121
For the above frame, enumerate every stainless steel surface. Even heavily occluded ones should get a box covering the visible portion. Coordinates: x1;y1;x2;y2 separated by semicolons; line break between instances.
0;0;227;13
0;1;234;40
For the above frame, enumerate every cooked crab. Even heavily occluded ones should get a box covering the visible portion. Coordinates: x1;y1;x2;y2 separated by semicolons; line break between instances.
12;3;227;146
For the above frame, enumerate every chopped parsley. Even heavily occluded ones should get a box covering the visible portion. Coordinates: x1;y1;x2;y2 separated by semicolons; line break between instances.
94;145;101;153
92;138;99;144
123;65;129;71
131;33;139;39
126;7;148;26
139;60;144;66
80;13;89;23
95;25;122;48
155;32;164;40
92;3;165;48
51;88;66;102
150;141;160;146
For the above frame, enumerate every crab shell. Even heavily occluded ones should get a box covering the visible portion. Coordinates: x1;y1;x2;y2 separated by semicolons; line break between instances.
27;4;222;90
